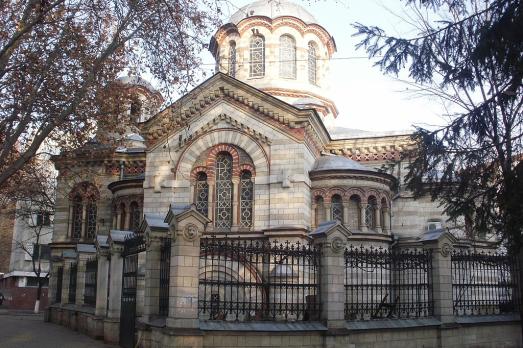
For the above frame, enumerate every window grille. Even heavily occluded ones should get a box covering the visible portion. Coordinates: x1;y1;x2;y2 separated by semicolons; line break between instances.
365;198;377;230
86;201;97;240
240;171;253;227
348;196;360;229
279;35;296;79
195;172;209;217
71;196;82;239
228;41;237;78
331;195;343;222
308;42;317;84
215;153;233;229
250;36;265;77
84;258;97;306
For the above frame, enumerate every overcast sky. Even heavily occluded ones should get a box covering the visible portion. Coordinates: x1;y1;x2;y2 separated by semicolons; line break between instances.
196;0;448;133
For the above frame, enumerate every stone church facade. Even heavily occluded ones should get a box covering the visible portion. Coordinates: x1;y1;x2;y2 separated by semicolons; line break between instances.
47;1;521;347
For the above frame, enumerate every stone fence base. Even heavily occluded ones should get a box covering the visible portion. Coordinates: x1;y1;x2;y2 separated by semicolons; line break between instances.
47;305;116;344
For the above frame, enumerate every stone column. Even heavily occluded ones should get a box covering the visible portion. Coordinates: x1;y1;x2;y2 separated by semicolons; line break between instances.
342;201;350;226
81;205;87;239
324;203;331;222
143;236;162;321
107;247;124;319
311;203;317;229
422;232;456;324
61;261;73;305
116;211;122;229
232;178;239;228
310;221;351;329
95;253;109;316
374;205;382;233
207;183;214;221
359;204;368;232
382;208;390;232
124;209;131;230
67;206;73;238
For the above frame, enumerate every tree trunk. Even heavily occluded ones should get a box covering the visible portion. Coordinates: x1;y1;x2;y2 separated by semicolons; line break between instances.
34;279;42;314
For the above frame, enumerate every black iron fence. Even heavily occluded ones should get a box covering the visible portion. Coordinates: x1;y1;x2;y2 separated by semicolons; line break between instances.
68;263;77;304
159;237;171;317
122;233;146;257
55;266;63;303
199;238;321;321
344;245;433;320
451;249;520;316
84;257;98;306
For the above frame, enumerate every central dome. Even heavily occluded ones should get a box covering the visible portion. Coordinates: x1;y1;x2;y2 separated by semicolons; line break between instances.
230;0;318;24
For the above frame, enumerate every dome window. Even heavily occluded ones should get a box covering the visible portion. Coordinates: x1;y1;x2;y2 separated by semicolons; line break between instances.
279;35;296;79
249;35;265;78
228;41;237;78
308;42;318;85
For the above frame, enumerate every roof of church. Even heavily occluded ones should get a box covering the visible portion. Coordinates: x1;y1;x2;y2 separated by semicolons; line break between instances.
311;155;375;172
230;0;317;24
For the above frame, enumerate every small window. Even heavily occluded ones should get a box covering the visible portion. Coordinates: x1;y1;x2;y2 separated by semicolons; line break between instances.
130;99;142;122
36;211;51;226
308;42;318;84
71;195;83;239
331;195;343;222
250;35;265;78
315;196;325;226
195;172;209;217
365;197;378;230
427;220;443;231
279;35;296;79
240;171;254;227
130;202;141;232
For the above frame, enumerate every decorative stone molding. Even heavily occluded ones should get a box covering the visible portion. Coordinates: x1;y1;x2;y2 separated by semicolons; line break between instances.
183;223;199;241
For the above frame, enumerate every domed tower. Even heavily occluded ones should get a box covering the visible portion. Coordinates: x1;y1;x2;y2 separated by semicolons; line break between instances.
210;0;338;126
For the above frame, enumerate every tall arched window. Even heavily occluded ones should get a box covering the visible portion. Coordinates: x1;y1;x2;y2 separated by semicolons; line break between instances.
228;41;237;78
130;202;141;232
85;200;97;240
120;203;126;230
331;194;343;222
240;171;253;227
280;35;296;79
195;172;209;217
308;42;318;84
348;195;360;230
250;35;265;78
315;196;325;226
215;152;233;228
71;195;83;239
365;196;378;230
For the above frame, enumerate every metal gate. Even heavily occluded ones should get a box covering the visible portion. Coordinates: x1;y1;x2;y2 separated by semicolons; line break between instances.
119;234;145;348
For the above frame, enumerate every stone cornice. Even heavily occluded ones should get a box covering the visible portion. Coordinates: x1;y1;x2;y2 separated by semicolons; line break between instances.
325;134;414;162
260;88;339;117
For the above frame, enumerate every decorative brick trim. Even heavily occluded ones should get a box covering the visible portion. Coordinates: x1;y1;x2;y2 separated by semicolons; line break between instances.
68;182;100;201
239;164;256;177
206;144;241;179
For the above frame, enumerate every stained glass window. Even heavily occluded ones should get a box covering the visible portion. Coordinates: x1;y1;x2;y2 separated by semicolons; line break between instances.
348;195;360;230
240;171;253;227
331;194;343;222
86;201;97;240
195;172;209;217
228;41;237;78
280;35;296;79
71;195;82;239
308;42;317;84
315;196;325;226
250;35;265;78
130;202;141;232
215;153;233;228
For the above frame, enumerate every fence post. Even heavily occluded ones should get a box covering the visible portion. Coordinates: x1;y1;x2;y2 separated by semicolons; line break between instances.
95;252;109;316
164;206;210;330
421;230;457;324
141;215;169;321
107;235;125;319
310;221;351;329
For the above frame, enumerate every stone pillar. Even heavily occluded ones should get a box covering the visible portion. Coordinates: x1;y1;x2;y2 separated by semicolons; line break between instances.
61;261;73;305
143;236;162;321
375;205;382;233
107;247;124;319
207;183;214;221
68;206;73;238
359;204;368;232
422;232;456;324
124;210;131;230
311;203;317;229
324;203;331;222
116;212;122;229
76;256;87;306
342;201;350;226
95;253;109;316
311;221;351;329
81;205;87;239
382;208;390;232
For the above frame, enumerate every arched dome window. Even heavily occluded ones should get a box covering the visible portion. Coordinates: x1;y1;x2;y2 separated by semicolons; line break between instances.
71;195;83;239
240;170;253;227
279;35;296;79
315;196;325;226
331;194;343;222
130;201;141;232
250;35;265;78
348;195;361;230
308;42;318;84
68;182;99;241
215;152;233;228
228;41;237;78
85;200;97;240
365;196;378;231
195;172;209;217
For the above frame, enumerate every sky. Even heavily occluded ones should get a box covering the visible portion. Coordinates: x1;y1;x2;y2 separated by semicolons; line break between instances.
195;0;448;133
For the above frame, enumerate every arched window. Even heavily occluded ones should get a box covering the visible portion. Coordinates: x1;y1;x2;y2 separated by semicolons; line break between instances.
280;35;296;79
195;172;209;217
250;35;265;78
315;196;325;226
240;171;253;227
228;41;237;78
365;196;378;230
215;152;233;228
331;194;343;222
308;42;318;84
348;195;360;230
120;203;126;230
85;200;97;240
130;99;142;122
71;195;83;239
130;202;141;232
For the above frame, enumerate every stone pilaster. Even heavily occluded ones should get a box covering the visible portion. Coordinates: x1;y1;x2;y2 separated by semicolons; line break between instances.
75;256;86;306
107;247;124;319
95;253;109;316
310;221;351;329
143;236;162;320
